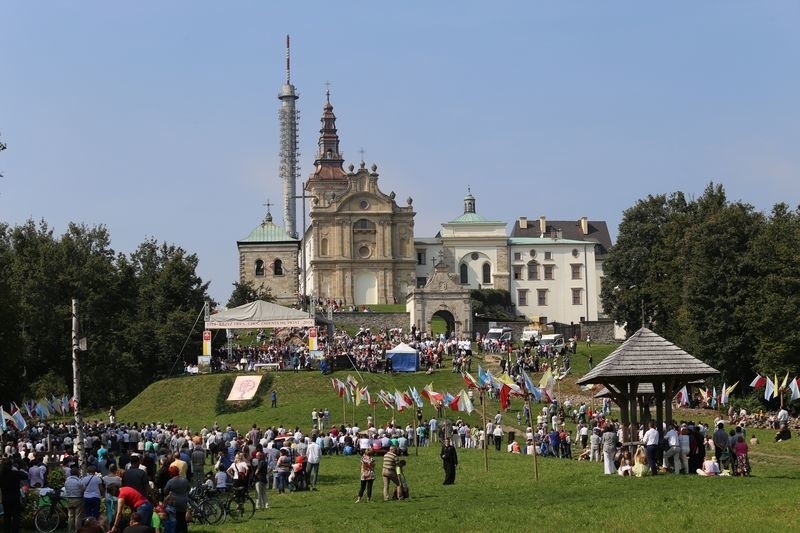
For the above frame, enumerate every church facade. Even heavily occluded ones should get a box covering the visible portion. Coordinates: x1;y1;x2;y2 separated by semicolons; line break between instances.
301;95;416;305
236;86;613;329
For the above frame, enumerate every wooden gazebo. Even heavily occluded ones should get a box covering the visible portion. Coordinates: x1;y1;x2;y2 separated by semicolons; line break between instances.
577;328;719;440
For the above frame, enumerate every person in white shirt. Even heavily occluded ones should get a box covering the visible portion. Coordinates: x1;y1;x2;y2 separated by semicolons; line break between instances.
642;421;660;475
662;424;680;474
306;439;321;490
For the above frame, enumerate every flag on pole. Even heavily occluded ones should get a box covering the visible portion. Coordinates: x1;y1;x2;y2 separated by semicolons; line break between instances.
394;390;410;411
477;366;492;388
499;383;512;410
0;407;10;431
764;376;775;401
749;374;766;388
780;371;790;391
462;372;479;389
10;407;27;431
711;387;717;408
719;383;728;406
789;377;800;402
449;390;474;414
675;385;689;407
410;387;424;408
726;382;739;396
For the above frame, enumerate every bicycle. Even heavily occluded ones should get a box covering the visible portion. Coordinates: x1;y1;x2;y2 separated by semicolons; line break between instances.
34;492;67;533
223;486;255;522
187;485;226;525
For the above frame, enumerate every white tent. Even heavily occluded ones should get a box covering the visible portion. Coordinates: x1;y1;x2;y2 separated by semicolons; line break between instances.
205;300;314;330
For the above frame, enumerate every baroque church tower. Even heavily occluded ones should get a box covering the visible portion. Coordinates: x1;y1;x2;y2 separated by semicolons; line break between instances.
302;92;416;305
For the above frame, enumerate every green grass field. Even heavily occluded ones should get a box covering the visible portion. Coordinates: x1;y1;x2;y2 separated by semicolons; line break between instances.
113;344;800;533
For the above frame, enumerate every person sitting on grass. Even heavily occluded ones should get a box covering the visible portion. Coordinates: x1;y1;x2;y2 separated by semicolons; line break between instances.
617;450;633;476
632;447;650;477
696;453;720;476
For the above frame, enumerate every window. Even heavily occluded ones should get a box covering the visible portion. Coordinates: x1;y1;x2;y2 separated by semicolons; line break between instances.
417;250;426;266
274;259;284;276
320;238;329;256
416;277;427;288
544;251;552;260
513;252;522;261
571;264;582;280
544;265;554;280
353;219;375;231
460;264;468;284
517;289;528;306
255;259;265;277
482;263;492;284
513;265;522;280
572;288;583;305
537;289;547;306
527;261;538;280
539;315;547;325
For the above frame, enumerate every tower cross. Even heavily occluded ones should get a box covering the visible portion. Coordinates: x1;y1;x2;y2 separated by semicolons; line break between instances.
263;198;273;213
324;81;331;102
359;147;366;163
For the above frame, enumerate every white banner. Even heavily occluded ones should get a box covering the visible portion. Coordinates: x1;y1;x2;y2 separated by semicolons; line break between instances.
205;319;314;329
226;375;263;401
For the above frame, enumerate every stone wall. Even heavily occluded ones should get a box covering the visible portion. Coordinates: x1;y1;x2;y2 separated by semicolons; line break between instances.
581;319;616;344
331;312;410;333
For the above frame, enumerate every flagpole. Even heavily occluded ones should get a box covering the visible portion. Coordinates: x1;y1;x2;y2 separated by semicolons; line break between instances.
526;396;539;482
413;412;418;457
481;388;489;472
342;394;346;425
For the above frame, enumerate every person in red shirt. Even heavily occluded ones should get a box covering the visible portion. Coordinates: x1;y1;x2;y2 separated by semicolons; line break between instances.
110;486;152;532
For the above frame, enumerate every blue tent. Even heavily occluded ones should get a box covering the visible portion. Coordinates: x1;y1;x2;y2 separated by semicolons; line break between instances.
387;343;419;372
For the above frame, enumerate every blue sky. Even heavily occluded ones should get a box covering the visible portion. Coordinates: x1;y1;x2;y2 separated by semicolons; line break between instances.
2;1;798;304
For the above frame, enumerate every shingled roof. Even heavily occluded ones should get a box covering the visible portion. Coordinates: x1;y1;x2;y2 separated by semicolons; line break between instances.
511;218;613;257
577;328;719;384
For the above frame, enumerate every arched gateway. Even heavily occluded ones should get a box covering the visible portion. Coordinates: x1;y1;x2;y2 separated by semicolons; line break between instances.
406;262;472;337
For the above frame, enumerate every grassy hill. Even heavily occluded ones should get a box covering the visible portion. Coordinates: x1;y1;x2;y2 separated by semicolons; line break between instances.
112;344;800;532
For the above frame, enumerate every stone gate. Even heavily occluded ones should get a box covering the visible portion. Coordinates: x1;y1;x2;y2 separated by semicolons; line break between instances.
406;262;472;337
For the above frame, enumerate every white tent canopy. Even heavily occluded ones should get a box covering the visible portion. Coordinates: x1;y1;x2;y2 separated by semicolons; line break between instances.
205;300;314;330
387;342;418;354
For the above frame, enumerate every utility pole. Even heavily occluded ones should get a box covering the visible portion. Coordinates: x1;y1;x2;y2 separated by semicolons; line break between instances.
72;299;86;475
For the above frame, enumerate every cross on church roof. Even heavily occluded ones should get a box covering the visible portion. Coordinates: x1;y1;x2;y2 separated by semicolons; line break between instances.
324;81;331;103
359;147;366;163
262;198;274;223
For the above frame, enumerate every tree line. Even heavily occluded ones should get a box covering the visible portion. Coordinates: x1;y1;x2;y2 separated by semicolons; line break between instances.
0;219;211;408
600;183;800;389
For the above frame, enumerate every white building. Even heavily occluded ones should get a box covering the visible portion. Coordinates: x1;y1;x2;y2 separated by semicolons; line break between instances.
414;192;612;326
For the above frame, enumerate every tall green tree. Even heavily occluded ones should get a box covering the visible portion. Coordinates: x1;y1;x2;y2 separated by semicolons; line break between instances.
227;280;275;308
0;223;24;405
679;184;762;382
743;203;800;376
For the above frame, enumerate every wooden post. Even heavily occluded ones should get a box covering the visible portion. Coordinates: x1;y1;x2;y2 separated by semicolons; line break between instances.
526;396;539;481
481;388;489;472
72;299;86;476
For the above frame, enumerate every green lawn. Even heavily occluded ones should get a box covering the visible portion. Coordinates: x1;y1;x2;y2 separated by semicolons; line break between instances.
112;344;799;532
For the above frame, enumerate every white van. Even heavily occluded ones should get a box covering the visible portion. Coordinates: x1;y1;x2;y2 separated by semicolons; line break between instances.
486;327;513;343
521;327;540;344
539;333;565;352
